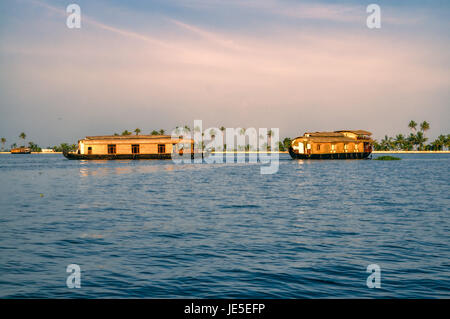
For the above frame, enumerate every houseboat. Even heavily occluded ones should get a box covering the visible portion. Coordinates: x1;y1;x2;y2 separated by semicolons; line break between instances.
11;147;31;154
289;130;373;160
63;135;195;160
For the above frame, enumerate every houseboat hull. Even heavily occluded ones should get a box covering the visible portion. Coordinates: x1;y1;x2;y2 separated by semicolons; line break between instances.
289;147;371;160
63;152;199;160
11;148;31;154
63;152;173;160
64;134;196;160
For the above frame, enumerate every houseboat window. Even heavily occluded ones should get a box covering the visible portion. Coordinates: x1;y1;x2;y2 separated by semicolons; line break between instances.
317;144;321;151
107;144;116;154
88;147;92;155
331;144;336;151
132;144;140;154
344;144;348;151
158;144;166;154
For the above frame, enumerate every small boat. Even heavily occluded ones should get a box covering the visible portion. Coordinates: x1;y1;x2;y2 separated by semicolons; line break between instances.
289;130;373;160
11;147;31;154
63;135;195;160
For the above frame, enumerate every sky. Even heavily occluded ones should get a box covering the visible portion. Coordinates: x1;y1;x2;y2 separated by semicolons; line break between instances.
0;0;449;147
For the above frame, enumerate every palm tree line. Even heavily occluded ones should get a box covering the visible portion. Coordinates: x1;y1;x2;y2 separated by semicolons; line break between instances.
0;132;43;152
2;122;448;153
114;128;165;136
374;121;449;151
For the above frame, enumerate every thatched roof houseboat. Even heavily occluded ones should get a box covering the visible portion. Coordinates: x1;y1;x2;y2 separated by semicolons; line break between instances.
11;147;31;154
289;130;373;159
63;135;194;160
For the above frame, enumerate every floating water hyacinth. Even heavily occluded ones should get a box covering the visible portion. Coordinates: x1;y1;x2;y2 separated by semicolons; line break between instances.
375;156;401;160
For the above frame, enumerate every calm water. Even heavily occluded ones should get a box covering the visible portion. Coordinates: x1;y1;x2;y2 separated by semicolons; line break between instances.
0;153;449;298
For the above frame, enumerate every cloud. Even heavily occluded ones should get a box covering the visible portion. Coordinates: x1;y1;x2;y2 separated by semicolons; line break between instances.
171;0;424;25
0;0;448;145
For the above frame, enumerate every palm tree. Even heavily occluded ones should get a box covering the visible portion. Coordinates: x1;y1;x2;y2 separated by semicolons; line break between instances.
28;142;41;152
438;135;447;150
407;133;418;150
277;141;285;152
408;120;417;132
283;137;291;151
150;130;159;135
267;130;274;151
121;130;131;136
446;134;450;151
394;134;406;150
209;129;216;138
420;121;430;133
219;126;225;133
380;135;393;151
431;135;445;151
159;129;165;135
1;137;6;151
19;132;26;147
134;128;141;135
415;131;427;150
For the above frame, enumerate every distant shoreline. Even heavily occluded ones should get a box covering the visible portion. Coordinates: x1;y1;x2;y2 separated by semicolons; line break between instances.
372;151;450;154
0;152;63;154
0;151;449;155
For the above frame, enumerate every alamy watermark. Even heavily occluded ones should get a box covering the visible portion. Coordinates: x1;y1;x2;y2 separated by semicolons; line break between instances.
66;4;81;29
170;120;280;175
66;264;81;288
366;264;381;288
366;4;381;29
65;3;380;30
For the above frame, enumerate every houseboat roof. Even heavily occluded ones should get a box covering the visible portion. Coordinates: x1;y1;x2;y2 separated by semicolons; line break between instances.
292;130;373;142
84;135;174;140
300;136;359;143
334;130;372;136
306;132;345;137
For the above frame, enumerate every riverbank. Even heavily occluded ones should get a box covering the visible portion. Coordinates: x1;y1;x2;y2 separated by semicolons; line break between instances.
1;151;449;154
372;150;450;154
0;152;63;154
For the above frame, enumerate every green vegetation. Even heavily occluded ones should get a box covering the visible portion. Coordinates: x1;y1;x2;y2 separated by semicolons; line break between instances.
2;133;43;152
278;137;292;152
373;121;449;151
8;121;446;155
19;132;26;147
121;130;132;136
28;142;41;152
375;156;401;161
52;143;77;153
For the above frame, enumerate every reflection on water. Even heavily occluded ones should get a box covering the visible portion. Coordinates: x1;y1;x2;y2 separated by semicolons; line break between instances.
0;153;449;298
78;157;262;177
79;162;198;177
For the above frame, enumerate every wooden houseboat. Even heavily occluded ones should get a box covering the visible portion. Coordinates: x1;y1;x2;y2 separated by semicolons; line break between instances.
11;147;31;154
289;130;373;160
63;135;195;160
